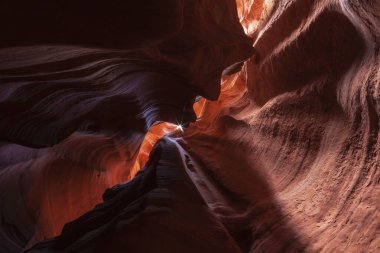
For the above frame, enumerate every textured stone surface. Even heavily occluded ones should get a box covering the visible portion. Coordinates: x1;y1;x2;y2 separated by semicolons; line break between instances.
0;0;379;253
184;1;380;252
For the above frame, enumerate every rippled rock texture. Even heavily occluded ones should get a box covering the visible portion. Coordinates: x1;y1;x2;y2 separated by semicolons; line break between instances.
184;1;380;252
1;0;379;253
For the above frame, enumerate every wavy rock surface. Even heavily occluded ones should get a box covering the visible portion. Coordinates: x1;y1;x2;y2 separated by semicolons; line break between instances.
0;0;379;253
0;1;252;252
184;0;380;252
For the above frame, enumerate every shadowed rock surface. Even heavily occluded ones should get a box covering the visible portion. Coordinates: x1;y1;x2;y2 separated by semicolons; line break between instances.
0;0;379;253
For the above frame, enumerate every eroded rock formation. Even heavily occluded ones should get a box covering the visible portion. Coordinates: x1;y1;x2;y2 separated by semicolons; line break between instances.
0;0;379;253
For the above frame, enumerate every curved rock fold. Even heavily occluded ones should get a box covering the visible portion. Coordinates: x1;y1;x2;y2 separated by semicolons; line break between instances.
0;0;379;253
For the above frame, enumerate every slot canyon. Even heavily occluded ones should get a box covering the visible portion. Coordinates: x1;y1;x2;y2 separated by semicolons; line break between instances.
0;0;379;252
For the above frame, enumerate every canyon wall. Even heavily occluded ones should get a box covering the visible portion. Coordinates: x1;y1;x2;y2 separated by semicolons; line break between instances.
184;0;380;252
0;0;379;253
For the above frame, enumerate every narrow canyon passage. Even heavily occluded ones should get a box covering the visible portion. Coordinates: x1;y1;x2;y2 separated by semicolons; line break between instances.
0;1;379;253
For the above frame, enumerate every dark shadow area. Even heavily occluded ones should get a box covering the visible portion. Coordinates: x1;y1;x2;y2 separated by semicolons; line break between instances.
0;0;183;49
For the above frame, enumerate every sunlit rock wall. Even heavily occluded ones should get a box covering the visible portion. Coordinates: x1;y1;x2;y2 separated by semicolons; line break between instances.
184;0;380;252
0;0;379;253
